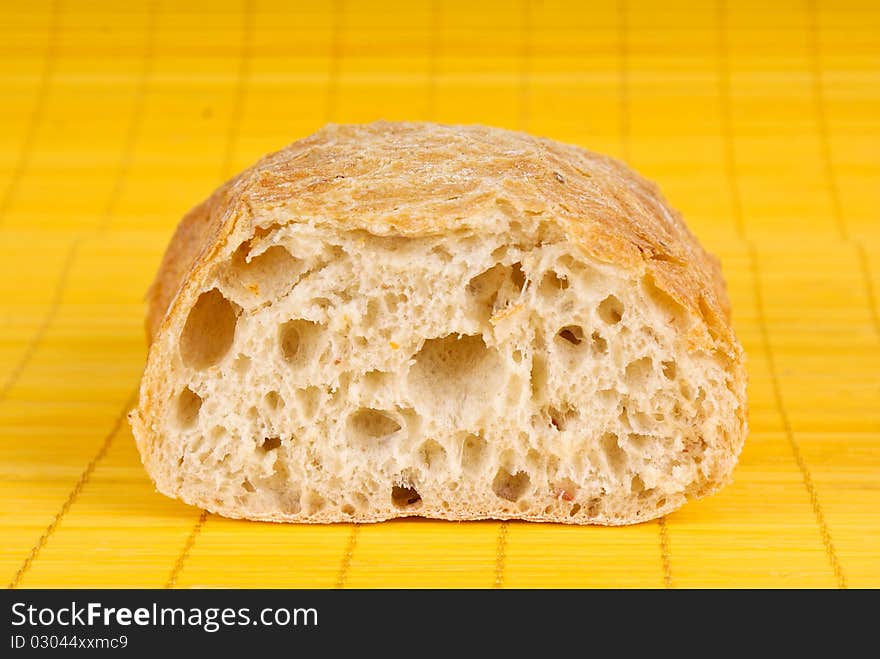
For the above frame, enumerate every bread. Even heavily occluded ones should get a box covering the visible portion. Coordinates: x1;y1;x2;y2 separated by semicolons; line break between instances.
129;121;747;525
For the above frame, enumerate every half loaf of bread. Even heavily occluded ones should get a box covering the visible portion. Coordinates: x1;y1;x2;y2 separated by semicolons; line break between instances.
130;121;747;525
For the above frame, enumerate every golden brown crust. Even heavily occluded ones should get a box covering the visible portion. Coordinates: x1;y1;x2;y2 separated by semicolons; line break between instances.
145;121;739;361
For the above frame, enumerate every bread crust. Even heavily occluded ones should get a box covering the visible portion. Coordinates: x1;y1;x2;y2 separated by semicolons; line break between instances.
132;121;747;525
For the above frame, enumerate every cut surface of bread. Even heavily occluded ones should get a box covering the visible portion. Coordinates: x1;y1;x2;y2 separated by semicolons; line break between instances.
130;121;747;525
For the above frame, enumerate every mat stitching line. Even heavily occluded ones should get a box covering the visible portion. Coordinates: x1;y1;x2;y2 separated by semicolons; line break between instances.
325;0;344;124
805;0;880;339
0;0;62;229
97;0;160;233
0;0;159;405
166;510;209;589
494;522;509;588
166;0;256;586
854;244;880;339
717;0;847;589
7;389;137;589
747;245;848;589
658;517;673;588
0;237;80;406
335;525;360;589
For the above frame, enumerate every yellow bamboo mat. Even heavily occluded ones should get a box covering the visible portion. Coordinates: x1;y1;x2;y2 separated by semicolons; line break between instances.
1;0;878;589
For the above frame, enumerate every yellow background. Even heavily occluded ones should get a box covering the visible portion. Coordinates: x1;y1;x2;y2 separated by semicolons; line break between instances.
1;0;878;588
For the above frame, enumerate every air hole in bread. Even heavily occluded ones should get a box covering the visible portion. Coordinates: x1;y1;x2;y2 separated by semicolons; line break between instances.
304;491;326;514
176;387;202;429
281;492;302;515
241;478;256;493
547;405;576;431
348;408;402;442
597;294;624;324
233;354;251;375
557;325;584;346
408;334;501;421
279;318;323;367
263;390;283;412
341;503;356;515
180;289;238;369
680;380;695;401
351;492;370;510
468;262;526;320
529;354;548;402
295;386;320;419
526;448;542;471
662;360;677;380
490;245;508;261
599;432;626;479
384;292;405;315
260;447;301;513
510;262;526;291
618;406;631;431
362;370;392;394
364;299;380;326
280;322;302;360
626;432;652;453
569;503;582;517
630;474;646;494
261;436;282;452
512;349;524;363
492;468;531;502
397;406;421;437
467;264;508;319
391;484;422;508
538;270;569;297
625;357;654;387
460;433;488;474
227;242;302;302
419;439;447;471
591;331;608;354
